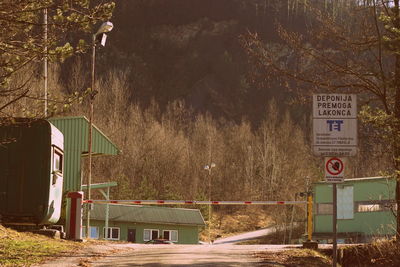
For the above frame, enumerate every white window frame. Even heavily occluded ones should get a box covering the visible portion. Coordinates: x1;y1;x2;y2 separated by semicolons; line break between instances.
162;230;178;242
82;226;99;239
143;229;159;241
356;200;395;213
357;203;381;212
103;227;120;240
52;147;63;174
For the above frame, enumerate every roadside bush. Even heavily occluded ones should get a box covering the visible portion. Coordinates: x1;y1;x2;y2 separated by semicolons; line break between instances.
341;240;400;267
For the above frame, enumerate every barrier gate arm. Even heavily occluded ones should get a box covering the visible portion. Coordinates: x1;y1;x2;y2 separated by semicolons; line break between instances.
83;200;307;205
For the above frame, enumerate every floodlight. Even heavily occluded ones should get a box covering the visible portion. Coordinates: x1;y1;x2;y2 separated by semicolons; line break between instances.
95;21;114;36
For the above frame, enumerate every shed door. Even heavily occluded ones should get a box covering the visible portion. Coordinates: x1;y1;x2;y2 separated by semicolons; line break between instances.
128;229;136;243
337;186;354;219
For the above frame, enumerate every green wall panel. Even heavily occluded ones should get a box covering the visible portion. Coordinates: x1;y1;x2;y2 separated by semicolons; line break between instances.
315;184;332;203
314;212;395;235
353;179;395;201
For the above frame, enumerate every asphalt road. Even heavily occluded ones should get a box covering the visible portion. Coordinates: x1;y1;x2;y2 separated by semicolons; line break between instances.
89;244;299;267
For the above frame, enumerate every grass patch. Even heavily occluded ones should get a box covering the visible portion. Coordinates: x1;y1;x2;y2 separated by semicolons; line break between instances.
0;225;81;266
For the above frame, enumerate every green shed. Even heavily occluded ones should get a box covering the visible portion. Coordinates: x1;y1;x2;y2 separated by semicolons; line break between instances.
313;177;396;243
49;116;120;192
84;204;205;244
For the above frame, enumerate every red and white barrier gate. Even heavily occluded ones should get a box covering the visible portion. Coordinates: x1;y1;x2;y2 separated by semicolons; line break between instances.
83;200;306;205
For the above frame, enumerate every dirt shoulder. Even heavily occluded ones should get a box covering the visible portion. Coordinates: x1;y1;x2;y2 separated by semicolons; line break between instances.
32;242;133;267
256;248;331;267
0;225;132;267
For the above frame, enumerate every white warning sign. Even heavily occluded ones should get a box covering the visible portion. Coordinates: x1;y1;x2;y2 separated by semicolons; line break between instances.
325;157;345;183
313;94;358;157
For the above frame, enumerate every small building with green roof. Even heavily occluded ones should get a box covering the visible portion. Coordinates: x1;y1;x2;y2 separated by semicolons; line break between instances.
85;204;205;244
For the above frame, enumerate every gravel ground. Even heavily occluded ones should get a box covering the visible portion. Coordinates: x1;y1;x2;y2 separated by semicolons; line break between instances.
34;243;298;267
89;244;272;266
32;242;134;267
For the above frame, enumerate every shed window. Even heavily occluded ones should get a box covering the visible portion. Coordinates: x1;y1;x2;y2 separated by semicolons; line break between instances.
316;203;333;215
356;200;396;212
143;229;159;241
103;227;120;240
337;186;354;219
82;226;99;239
358;204;381;212
163;230;178;242
53;148;63;173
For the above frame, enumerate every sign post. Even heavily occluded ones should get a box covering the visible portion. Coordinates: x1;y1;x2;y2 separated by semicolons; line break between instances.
313;94;357;267
324;156;344;267
333;183;337;266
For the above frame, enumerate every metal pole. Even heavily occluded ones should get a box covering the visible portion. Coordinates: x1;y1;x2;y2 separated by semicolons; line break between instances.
208;168;212;244
288;194;296;244
105;187;110;240
43;8;48;117
305;177;310;236
86;34;96;240
333;184;337;267
307;194;313;241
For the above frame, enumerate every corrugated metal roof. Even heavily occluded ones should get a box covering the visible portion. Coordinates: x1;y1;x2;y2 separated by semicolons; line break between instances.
49;116;119;156
314;176;393;184
343;176;392;182
82;182;118;190
48;116;120;192
91;204;206;226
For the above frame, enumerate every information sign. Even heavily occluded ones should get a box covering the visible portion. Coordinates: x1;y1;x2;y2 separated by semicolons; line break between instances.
313;94;358;157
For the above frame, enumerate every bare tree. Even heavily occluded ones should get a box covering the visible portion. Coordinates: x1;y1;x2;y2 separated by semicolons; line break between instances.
242;0;400;239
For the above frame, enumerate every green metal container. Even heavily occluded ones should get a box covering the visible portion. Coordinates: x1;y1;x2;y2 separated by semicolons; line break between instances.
0;119;64;225
313;177;396;242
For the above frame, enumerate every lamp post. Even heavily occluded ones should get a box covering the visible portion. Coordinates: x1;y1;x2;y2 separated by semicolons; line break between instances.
204;163;216;244
86;21;113;240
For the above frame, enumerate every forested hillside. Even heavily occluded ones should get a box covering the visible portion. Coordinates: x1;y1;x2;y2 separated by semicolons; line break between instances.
62;0;320;124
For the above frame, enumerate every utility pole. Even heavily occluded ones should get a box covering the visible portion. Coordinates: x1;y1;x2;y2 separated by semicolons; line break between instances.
43;8;48;117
